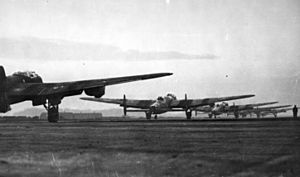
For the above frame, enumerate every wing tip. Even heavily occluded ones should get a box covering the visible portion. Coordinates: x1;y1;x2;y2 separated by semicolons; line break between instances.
147;72;173;78
243;94;255;98
164;72;173;76
80;97;95;101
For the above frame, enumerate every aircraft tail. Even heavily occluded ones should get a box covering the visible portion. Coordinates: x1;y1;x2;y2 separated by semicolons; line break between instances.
0;66;6;83
0;66;10;113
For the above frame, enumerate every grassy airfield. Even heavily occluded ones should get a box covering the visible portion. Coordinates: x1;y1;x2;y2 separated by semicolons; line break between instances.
0;117;299;177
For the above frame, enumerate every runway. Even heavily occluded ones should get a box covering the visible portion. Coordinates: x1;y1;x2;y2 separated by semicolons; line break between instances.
0;118;299;177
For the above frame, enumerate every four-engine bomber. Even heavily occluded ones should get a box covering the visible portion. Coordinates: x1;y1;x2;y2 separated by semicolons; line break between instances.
0;66;172;122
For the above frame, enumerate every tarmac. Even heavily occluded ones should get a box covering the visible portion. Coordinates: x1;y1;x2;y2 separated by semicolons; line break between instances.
0;117;299;177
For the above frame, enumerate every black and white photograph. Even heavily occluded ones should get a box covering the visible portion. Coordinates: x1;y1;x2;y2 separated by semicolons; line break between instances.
0;0;299;176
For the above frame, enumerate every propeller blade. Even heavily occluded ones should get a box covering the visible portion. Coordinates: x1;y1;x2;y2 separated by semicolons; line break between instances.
185;93;188;110
123;94;127;116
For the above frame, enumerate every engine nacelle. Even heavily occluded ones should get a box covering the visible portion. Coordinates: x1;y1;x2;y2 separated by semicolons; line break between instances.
84;87;105;98
32;97;47;106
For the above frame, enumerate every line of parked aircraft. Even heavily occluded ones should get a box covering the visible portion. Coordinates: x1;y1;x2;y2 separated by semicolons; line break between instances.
80;94;292;119
194;102;292;119
0;66;292;122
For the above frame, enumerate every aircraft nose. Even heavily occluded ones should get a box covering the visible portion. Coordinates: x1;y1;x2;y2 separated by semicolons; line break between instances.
212;107;219;113
150;103;159;112
150;105;156;113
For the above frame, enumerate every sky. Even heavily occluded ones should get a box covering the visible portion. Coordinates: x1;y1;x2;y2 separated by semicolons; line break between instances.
0;0;300;114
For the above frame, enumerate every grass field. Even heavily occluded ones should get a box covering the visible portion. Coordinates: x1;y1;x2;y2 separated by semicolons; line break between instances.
0;118;299;177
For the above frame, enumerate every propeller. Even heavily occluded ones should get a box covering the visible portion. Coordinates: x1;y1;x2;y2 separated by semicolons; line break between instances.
185;93;191;113
185;93;188;110
184;93;192;119
123;94;127;116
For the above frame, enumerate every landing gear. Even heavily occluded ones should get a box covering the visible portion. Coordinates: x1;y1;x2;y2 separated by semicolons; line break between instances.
234;112;239;119
43;99;61;123
185;109;192;120
184;94;191;120
208;114;212;118
154;115;158;120
48;105;59;122
146;112;151;120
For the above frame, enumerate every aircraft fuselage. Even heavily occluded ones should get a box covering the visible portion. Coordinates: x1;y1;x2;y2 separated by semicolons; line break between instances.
6;72;43;104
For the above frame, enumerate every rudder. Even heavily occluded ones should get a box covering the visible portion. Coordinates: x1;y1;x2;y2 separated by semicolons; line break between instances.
0;66;6;83
0;66;10;113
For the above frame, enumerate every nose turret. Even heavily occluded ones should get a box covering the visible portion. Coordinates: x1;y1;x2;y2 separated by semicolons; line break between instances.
150;102;160;113
212;103;227;114
12;71;43;83
212;105;220;114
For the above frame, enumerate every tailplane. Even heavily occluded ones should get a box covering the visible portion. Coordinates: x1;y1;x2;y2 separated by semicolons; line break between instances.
0;66;6;83
0;66;11;113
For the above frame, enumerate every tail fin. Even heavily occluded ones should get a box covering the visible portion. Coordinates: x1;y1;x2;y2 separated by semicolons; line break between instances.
0;66;6;83
0;66;10;113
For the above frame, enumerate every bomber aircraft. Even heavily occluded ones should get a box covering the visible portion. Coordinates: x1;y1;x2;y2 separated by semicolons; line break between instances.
0;66;172;122
195;101;278;118
239;105;292;118
80;93;254;119
259;108;293;118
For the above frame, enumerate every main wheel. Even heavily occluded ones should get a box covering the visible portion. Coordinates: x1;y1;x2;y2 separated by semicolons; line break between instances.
186;110;192;120
146;112;151;120
48;106;59;123
234;112;239;119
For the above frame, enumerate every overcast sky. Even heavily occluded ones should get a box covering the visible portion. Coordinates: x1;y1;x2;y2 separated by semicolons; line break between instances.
0;0;299;113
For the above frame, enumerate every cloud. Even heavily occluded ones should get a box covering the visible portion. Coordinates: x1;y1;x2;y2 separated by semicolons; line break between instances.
0;37;218;61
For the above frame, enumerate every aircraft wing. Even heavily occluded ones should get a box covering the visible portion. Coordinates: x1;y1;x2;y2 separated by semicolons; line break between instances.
279;108;293;111
80;97;156;109
193;106;212;112
170;94;255;108
112;108;185;112
7;73;172;98
253;105;292;111
244;101;278;107
241;105;292;114
129;108;184;112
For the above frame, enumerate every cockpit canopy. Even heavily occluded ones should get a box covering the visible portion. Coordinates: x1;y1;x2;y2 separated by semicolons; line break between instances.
222;102;229;106
157;96;164;101
216;102;228;107
166;93;177;100
157;93;177;102
12;71;43;83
